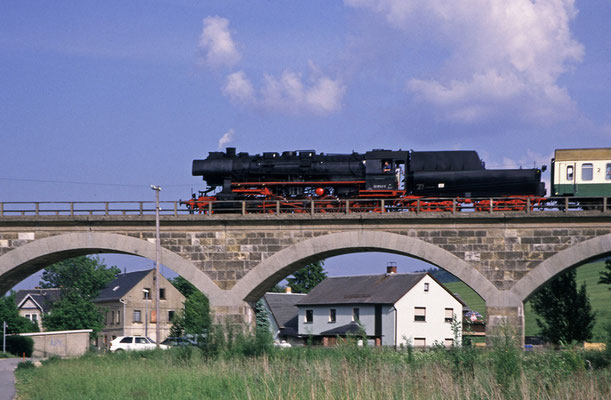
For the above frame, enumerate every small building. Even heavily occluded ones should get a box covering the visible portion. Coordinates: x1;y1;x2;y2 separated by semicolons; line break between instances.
15;288;62;331
296;266;464;347
93;270;185;348
261;290;306;346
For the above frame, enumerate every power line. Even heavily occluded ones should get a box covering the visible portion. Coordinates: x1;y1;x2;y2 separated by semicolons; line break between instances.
0;177;197;188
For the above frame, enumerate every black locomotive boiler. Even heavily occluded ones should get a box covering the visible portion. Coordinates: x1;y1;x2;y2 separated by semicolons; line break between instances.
182;148;545;213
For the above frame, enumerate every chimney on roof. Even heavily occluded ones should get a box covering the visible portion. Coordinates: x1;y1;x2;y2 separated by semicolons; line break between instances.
285;287;292;294
386;262;397;275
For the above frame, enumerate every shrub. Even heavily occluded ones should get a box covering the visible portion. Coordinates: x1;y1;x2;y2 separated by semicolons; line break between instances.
16;360;35;370
583;350;610;370
487;324;522;389
2;335;34;357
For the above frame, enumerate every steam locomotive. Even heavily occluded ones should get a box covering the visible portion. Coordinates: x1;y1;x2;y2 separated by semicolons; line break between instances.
182;148;546;213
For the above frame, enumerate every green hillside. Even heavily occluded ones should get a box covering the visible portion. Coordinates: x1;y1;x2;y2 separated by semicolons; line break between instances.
443;259;610;341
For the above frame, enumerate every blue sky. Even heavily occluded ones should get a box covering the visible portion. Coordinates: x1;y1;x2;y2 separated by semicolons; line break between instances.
2;1;610;289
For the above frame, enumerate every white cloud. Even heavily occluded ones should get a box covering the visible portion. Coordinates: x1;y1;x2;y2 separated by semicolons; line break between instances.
217;128;235;150
223;68;346;115
198;16;240;68
345;0;584;123
223;71;255;103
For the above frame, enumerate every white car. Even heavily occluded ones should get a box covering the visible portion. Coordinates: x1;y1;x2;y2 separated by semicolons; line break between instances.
109;336;168;352
273;340;292;348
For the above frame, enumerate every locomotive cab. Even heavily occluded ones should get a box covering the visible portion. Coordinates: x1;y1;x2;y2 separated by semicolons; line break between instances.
364;150;409;191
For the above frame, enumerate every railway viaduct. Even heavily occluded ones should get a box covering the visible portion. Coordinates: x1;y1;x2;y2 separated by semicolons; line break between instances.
1;209;611;343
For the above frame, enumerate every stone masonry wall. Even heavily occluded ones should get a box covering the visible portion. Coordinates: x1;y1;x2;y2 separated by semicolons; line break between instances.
1;215;610;293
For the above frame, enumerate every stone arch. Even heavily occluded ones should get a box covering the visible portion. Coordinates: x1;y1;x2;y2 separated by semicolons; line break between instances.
510;232;611;303
231;230;499;304
0;232;226;303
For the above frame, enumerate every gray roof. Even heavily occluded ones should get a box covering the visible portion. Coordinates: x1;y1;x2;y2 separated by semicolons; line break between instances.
15;288;62;313
263;292;306;337
296;273;428;306
94;270;152;302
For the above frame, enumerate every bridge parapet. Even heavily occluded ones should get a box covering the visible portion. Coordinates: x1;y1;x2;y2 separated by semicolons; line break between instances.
1;196;609;217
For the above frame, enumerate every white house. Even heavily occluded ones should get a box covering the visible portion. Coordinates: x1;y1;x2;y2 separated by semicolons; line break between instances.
296;266;464;347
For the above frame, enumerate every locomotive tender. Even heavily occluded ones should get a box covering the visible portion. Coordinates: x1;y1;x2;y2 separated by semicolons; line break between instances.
183;147;546;213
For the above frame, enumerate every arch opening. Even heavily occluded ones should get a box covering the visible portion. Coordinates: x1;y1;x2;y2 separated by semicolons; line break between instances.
232;231;497;305
0;232;224;301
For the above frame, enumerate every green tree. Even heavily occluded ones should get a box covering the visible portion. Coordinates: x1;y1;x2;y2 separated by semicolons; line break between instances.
531;268;596;344
169;276;197;298
40;256;119;334
169;277;211;338
599;259;611;289
43;292;106;333
40;256;119;298
0;293;39;334
255;298;270;331
286;261;327;293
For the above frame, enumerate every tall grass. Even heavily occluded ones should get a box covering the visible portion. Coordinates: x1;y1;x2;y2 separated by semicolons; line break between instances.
15;331;611;400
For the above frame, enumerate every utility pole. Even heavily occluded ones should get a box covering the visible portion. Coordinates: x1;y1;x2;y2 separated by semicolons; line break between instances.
2;321;6;353
143;289;149;338
151;185;162;347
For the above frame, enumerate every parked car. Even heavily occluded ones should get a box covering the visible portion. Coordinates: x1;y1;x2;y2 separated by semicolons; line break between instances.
160;337;197;347
273;340;292;348
109;336;168;352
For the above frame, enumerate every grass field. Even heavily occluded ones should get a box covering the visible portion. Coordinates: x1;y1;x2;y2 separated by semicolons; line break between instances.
14;343;611;399
444;260;611;340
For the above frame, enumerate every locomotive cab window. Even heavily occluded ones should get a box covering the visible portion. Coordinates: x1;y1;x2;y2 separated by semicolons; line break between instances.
581;163;593;181
382;160;392;173
566;165;574;181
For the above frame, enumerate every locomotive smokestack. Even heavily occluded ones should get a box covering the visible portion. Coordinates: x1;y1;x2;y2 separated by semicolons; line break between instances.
226;147;236;157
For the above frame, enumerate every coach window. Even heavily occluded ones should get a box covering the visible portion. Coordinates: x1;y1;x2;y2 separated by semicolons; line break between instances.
606;163;611;180
582;163;593;181
566;165;574;181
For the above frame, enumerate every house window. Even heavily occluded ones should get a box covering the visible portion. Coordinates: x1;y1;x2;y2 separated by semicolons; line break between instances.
582;163;593;181
566;165;574;181
424;282;429;292
305;310;313;323
329;309;336;323
444;338;454;347
352;308;360;322
414;338;426;347
116;310;121;325
168;310;175;322
414;307;426;322
111;311;115;325
160;288;166;300
445;308;454;323
105;311;108;325
143;288;151;299
31;314;37;323
133;310;142;323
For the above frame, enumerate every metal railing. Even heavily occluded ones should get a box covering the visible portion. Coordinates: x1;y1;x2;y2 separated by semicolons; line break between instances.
0;197;608;217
